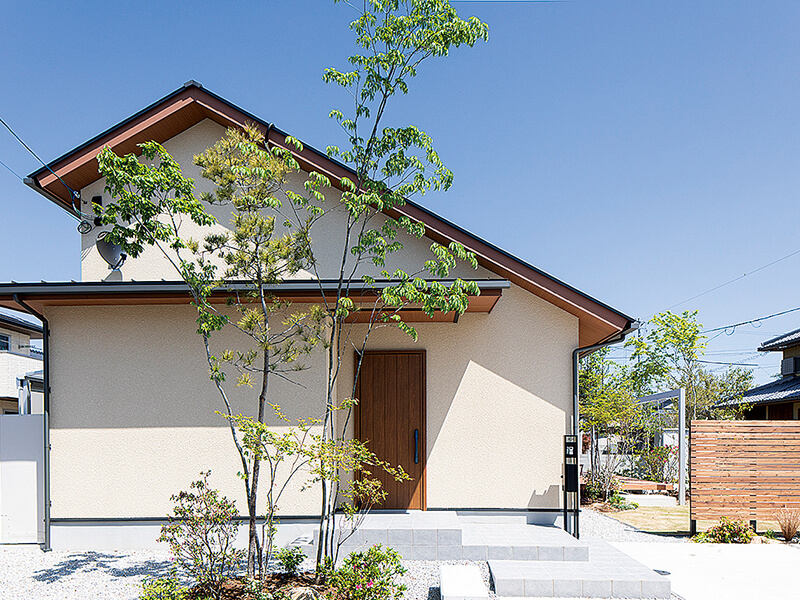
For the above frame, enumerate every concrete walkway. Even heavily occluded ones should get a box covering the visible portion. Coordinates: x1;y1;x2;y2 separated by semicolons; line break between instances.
613;541;800;600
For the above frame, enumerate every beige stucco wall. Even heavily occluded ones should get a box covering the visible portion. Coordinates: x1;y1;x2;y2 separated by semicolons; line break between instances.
61;117;579;518
79;119;489;283
46;303;327;519
340;283;577;509
46;282;577;517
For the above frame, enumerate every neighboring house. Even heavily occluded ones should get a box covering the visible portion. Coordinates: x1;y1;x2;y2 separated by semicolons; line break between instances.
0;312;43;414
17;369;44;415
0;82;635;549
718;327;800;419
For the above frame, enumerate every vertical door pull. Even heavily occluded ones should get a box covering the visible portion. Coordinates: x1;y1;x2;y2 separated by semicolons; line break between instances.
414;429;419;464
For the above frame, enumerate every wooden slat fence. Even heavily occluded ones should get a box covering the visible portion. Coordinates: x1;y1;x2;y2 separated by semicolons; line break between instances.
690;420;800;521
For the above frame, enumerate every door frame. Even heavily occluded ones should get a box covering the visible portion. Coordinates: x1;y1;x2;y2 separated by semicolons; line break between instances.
354;349;427;510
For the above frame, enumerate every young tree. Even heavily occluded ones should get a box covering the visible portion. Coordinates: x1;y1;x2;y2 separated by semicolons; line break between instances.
291;0;489;567
626;310;753;424
97;134;320;578
96;0;489;580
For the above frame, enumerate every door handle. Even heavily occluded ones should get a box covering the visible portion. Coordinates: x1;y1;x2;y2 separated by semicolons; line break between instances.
414;429;419;464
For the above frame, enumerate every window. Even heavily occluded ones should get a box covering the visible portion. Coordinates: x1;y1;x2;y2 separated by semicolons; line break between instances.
0;334;8;351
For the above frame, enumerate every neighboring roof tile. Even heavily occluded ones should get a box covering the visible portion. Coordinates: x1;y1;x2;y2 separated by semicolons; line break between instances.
759;327;800;352
719;376;800;407
0;311;43;336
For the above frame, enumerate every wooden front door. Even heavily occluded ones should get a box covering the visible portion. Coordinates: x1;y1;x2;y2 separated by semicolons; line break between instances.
355;351;426;510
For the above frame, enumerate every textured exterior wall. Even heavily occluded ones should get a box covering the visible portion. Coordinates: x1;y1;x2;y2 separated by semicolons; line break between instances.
46;303;326;518
340;284;577;509
45;282;577;517
79;119;489;283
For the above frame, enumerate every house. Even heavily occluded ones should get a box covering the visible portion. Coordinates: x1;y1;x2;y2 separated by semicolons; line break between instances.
0;311;43;414
0;82;635;549
718;327;800;419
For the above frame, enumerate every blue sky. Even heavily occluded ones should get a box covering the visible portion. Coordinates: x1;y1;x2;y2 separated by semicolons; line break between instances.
2;1;800;383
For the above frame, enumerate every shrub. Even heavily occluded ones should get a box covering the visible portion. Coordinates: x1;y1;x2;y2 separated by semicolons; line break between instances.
637;446;678;483
582;470;620;503
693;517;754;544
608;492;638;511
764;529;776;540
157;472;244;598
276;546;306;575
774;506;800;542
328;545;407;600
140;571;186;600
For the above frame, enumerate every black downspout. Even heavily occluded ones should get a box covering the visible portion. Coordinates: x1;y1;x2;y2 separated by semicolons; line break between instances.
13;295;51;552
570;322;639;539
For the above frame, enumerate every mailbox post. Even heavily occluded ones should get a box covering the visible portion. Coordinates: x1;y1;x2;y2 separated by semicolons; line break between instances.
564;434;579;537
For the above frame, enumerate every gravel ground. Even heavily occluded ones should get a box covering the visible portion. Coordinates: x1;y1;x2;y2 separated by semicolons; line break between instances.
580;508;688;543
0;546;172;600
0;548;490;600
0;515;676;600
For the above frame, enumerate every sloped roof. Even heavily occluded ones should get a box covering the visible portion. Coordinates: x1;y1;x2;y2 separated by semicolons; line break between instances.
718;375;800;407
0;310;43;338
759;327;800;352
24;82;633;346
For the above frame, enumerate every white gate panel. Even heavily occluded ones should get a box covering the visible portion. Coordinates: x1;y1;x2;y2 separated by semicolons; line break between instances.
0;415;44;543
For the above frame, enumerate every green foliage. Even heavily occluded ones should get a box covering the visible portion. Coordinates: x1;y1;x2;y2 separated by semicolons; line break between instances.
157;472;243;597
625;311;754;423
607;492;638;511
765;529;776;540
637;445;678;483
139;571;186;600
244;578;282;600
693;517;754;543
276;546;307;575
327;545;407;600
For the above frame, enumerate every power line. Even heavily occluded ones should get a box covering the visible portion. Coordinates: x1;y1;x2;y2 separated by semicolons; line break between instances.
0;114;81;205
656;247;800;315
0;157;22;180
702;305;800;335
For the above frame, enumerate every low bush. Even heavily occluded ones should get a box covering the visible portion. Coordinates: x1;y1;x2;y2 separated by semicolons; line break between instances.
693;517;754;544
774;506;800;542
139;571;186;600
157;471;244;599
607;492;638;511
275;546;306;575
327;545;407;600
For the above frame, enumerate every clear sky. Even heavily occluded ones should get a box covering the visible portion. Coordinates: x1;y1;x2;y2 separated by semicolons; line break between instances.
2;1;799;383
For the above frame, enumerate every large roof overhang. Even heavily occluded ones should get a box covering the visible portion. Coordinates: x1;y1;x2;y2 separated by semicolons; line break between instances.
0;279;507;324
25;82;634;346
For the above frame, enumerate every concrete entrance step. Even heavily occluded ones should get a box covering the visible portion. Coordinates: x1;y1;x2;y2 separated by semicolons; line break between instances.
308;513;590;562
461;524;589;562
489;541;670;599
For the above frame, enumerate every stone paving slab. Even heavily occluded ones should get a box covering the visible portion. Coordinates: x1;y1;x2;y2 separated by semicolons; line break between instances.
489;541;670;598
307;512;590;563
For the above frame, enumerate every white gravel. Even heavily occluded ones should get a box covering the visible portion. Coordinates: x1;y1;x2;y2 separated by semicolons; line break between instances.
0;516;679;600
0;548;491;600
0;546;172;600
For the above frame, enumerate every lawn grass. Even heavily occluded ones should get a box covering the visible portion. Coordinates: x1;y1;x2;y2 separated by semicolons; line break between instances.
602;505;781;536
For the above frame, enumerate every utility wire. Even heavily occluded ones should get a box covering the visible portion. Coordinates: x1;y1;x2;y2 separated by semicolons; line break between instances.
0;114;81;204
702;305;800;335
0;157;22;180
656;247;800;315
